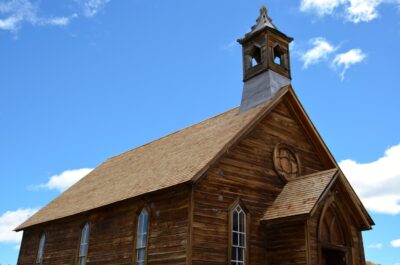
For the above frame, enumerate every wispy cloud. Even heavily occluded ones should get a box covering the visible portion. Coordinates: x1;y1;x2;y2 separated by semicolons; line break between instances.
300;0;394;23
0;0;77;33
41;14;78;27
392;239;400;248
300;37;336;68
332;48;366;79
340;144;400;215
35;168;93;192
0;208;38;244
80;0;111;17
300;0;346;15
368;243;384;249
297;37;365;79
0;0;112;34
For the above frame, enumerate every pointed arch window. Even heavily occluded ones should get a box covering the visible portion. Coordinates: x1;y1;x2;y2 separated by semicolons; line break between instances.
35;233;45;265
231;204;247;265
136;208;149;265
78;223;90;265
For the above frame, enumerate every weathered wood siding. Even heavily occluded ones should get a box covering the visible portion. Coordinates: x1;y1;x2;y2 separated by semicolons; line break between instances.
191;100;330;265
308;182;367;265
266;220;308;265
17;186;190;265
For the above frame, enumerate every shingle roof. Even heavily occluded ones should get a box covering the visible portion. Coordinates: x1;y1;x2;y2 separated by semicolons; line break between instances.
17;88;289;231
262;169;338;221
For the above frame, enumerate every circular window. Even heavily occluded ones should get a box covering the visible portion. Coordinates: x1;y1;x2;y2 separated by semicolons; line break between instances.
273;143;301;181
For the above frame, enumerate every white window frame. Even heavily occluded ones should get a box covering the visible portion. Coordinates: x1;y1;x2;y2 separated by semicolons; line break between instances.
78;223;90;265
135;208;149;265
231;204;247;265
35;233;46;265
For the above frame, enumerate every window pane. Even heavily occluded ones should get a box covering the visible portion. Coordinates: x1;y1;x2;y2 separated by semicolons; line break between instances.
142;211;148;231
238;247;244;261
239;233;245;247
239;212;245;233
81;224;89;244
136;209;149;248
233;211;238;232
232;246;237;260
79;244;88;257
136;209;149;264
137;235;144;248
136;248;145;262
79;224;90;257
78;257;86;265
233;232;239;246
36;234;45;264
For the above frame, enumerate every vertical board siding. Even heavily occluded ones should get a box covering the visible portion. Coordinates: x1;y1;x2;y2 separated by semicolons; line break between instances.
192;101;329;265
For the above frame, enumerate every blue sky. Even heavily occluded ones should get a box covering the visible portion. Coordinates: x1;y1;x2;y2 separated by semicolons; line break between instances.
0;0;399;264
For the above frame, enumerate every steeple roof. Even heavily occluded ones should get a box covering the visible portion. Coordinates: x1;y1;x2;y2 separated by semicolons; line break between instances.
250;5;276;33
238;5;292;44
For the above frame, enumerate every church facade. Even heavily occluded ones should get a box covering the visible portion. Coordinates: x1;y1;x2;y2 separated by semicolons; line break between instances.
16;6;373;265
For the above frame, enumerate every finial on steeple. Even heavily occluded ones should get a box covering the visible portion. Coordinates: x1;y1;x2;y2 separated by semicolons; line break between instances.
250;4;276;34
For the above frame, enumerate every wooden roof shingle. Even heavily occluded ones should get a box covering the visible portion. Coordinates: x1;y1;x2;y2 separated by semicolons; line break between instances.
17;88;290;231
262;169;339;221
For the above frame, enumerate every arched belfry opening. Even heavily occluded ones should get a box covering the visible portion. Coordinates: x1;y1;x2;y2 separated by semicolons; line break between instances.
318;201;353;265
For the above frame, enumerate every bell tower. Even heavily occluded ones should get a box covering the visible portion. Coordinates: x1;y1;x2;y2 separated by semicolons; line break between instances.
238;5;293;112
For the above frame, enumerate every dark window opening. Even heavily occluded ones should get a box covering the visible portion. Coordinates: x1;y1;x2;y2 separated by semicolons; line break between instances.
273;45;285;67
250;46;262;67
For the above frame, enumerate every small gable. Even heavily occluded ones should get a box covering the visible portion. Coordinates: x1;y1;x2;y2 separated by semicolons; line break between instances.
262;169;338;222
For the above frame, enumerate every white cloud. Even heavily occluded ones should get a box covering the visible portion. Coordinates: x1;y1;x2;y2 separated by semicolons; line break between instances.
300;0;396;23
346;0;382;23
300;37;336;68
340;144;400;215
0;0;111;34
368;243;383;249
0;0;76;32
40;13;78;27
392;239;400;247
77;0;111;17
300;0;346;15
332;48;366;79
0;208;38;244
37;168;93;192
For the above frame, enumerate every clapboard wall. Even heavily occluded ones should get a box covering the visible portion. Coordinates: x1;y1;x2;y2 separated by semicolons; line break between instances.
17;185;190;265
191;100;330;265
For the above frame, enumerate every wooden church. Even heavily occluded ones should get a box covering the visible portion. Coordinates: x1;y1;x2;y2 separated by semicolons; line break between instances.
16;5;374;265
